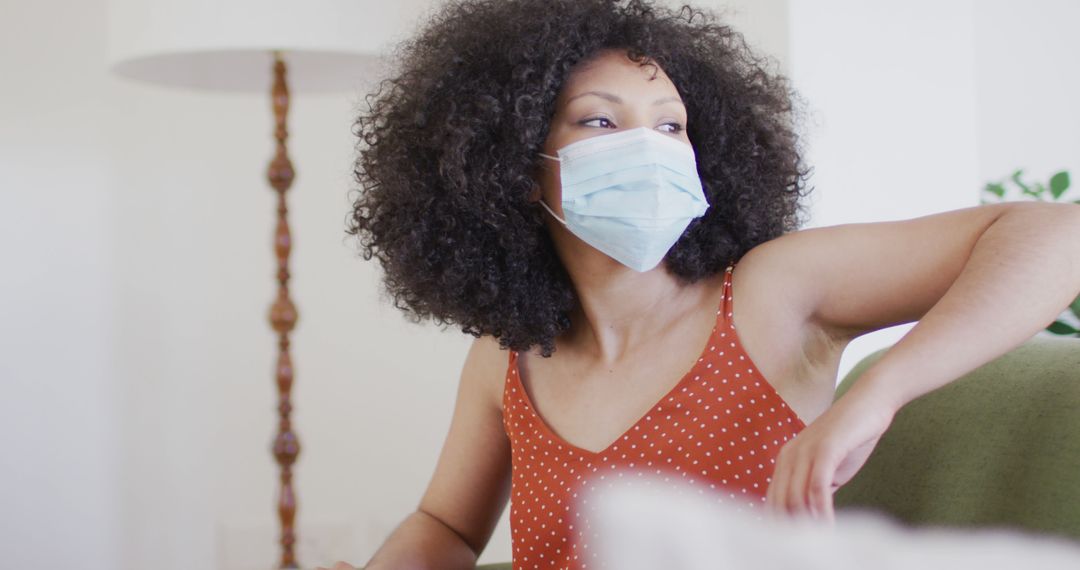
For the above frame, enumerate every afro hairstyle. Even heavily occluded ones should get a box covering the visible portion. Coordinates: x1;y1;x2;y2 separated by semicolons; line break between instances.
347;0;813;357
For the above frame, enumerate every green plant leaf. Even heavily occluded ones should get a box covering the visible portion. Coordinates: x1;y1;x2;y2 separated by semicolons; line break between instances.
1019;184;1045;200
984;182;1006;198
1049;170;1071;200
1012;169;1047;199
1070;293;1080;320
1046;320;1079;335
1011;168;1030;194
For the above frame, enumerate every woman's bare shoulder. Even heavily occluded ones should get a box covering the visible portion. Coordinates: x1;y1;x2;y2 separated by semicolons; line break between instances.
463;334;513;414
731;240;849;424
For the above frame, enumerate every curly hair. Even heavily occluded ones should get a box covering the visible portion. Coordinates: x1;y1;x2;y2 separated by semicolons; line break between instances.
347;0;812;357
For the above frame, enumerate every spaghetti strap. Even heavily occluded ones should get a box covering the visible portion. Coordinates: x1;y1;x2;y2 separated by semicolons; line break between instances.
720;261;736;323
504;348;518;396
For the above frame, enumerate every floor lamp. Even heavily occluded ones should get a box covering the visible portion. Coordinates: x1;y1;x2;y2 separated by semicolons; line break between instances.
106;1;388;566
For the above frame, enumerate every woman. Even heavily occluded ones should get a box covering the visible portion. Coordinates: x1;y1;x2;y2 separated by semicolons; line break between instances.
325;0;1080;568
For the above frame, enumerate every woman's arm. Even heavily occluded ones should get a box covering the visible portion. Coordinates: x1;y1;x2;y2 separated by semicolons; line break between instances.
815;201;1080;412
321;335;513;570
758;201;1080;522
359;509;479;569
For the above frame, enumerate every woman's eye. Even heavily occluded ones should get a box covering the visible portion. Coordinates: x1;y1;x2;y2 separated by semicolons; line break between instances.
581;117;614;128
659;122;684;134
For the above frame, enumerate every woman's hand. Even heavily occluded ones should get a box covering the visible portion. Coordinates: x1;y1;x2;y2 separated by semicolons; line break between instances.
764;389;897;524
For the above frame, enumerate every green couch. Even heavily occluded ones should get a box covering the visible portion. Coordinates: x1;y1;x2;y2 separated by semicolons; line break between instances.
413;334;1080;569
832;334;1080;541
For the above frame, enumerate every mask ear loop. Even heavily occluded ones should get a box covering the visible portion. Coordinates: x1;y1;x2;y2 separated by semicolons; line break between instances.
535;152;567;224
537;198;568;225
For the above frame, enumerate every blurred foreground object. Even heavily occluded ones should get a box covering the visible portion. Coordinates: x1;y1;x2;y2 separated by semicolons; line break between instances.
586;473;1080;570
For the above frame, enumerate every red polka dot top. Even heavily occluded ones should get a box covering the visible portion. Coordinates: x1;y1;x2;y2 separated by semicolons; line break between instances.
500;263;808;569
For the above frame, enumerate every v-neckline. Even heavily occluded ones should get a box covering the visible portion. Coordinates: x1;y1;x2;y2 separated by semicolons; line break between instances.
508;274;729;457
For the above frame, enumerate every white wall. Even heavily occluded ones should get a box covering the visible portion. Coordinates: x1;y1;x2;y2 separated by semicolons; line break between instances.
4;0;1077;568
788;0;1080;385
974;0;1080;192
1;0;123;566
788;0;981;384
3;0;459;567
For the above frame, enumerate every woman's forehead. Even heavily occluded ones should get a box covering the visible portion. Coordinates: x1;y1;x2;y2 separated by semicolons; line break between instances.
559;50;681;106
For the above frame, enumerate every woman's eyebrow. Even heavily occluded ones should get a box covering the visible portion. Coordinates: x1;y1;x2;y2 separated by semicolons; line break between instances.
653;95;685;106
565;90;685;107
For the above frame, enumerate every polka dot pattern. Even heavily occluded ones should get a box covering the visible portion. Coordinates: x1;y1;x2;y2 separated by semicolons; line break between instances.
501;263;808;569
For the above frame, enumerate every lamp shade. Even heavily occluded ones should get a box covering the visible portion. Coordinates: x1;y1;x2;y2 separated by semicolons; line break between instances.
106;0;431;92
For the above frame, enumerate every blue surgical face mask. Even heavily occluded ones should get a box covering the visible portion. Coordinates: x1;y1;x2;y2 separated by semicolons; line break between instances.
537;126;710;272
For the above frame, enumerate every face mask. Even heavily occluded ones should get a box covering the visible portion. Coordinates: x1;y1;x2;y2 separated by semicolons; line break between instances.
537;126;710;272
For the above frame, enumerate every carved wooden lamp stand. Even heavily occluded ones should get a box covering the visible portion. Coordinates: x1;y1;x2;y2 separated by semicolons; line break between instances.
267;52;301;566
106;1;387;566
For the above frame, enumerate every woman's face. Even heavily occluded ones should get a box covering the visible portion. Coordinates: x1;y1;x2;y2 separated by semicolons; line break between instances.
531;48;691;221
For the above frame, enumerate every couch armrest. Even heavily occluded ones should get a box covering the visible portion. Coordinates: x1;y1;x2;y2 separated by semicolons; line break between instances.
832;335;1080;542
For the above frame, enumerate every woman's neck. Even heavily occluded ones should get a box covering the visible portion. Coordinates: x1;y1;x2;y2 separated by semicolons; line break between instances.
559;261;716;366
